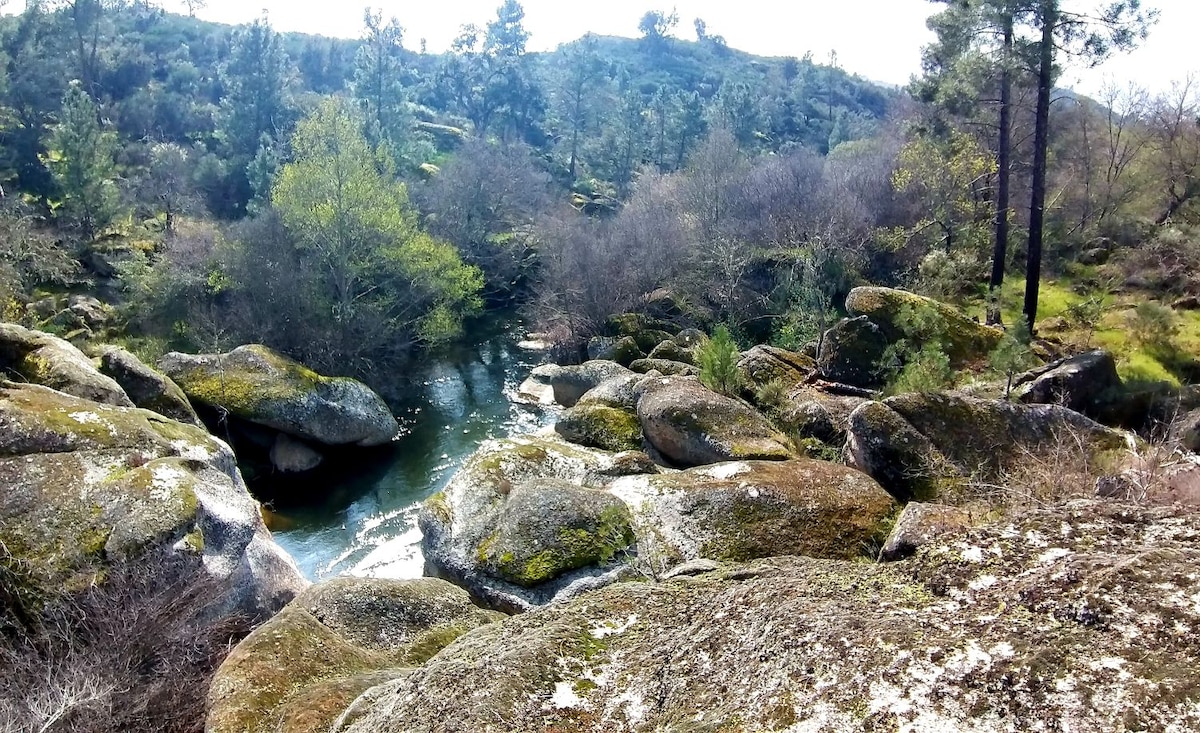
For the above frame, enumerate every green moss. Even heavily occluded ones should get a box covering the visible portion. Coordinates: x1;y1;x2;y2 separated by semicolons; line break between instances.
556;405;642;453
182;528;204;553
425;491;452;525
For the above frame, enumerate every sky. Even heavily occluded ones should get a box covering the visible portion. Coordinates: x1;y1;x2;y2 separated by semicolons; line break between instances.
9;0;1200;96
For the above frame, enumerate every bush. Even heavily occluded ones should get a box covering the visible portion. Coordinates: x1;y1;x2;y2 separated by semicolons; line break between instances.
0;549;252;733
886;345;954;396
698;325;742;396
754;377;789;415
1128;302;1179;354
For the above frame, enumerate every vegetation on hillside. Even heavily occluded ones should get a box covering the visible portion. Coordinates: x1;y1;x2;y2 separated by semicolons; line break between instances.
0;0;1194;393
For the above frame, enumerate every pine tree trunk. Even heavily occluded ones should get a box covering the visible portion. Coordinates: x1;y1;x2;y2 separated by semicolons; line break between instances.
1024;2;1056;333
988;14;1014;325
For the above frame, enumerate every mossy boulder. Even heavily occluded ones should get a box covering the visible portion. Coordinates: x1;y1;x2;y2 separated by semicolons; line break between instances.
207;577;503;733
647;339;695;365
778;387;868;446
0;322;131;406
419;434;644;611
555;404;643;452
848;391;1130;503
636;376;796;467
334;501;1200;733
586;336;645;366
736;345;815;396
159;345;398;447
608;459;897;564
817;316;890;387
628;357;699;377
548;360;633;407
845;286;1004;366
0;381;305;616
477;479;634;588
98;346;202;427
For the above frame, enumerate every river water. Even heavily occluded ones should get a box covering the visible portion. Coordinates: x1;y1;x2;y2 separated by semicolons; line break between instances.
265;320;555;581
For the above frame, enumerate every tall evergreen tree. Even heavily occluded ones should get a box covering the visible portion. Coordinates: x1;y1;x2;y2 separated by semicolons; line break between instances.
46;84;119;240
217;16;294;214
1020;0;1154;330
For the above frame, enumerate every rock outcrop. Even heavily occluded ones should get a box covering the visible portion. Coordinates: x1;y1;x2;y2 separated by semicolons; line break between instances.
736;344;815;395
609;459;897;565
1013;349;1122;416
817;316;890;387
636;376;796;467
546;360;633;408
0;323;131;407
845;286;1004;365
331;501;1200;733
207;577;503;733
878;501;973;561
847;391;1130;502
419;435;646;612
160;345;398;447
0;381;304;616
98;346;203;427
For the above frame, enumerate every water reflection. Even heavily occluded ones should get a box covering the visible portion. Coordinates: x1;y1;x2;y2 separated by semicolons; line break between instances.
268;319;554;580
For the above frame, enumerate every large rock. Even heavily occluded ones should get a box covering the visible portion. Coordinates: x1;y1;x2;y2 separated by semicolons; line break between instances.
0;323;132;407
628;357;699;377
846;286;1004;365
575;371;649;411
848;391;1131;503
778;387;868;446
878;501;972;561
516;364;558;406
554;404;643;453
547;360;633;407
207;577;503;733
585;336;644;366
1013;349;1122;416
636;376;796;467
476;479;635;588
736;344;815;395
331;501;1200;733
817;316;890;387
0;381;304;616
159;345;398;447
419;434;647;612
647;339;695;365
609;459;898;567
98;346;203;427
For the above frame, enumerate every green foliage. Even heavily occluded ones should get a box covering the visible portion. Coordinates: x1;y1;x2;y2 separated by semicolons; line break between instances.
881;304;957;395
271;99;483;349
989;320;1036;399
698;325;742;396
754;378;789;416
46;85;120;240
1127;302;1179;354
887;345;955;396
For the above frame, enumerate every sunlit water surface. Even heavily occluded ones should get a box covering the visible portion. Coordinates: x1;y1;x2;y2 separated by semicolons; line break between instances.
267;322;554;581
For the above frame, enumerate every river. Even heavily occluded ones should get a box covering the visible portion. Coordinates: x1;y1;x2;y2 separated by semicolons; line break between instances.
263;319;555;581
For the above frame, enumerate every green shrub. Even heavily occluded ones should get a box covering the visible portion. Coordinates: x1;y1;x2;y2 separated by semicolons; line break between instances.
1128;302;1179;354
754;378;789;415
698;325;742;396
989;320;1036;399
886;345;954;396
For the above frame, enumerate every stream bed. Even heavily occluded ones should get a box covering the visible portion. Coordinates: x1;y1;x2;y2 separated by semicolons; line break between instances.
263;320;554;581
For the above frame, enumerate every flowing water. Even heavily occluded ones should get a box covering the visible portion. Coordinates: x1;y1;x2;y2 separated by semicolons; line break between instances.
265;319;555;581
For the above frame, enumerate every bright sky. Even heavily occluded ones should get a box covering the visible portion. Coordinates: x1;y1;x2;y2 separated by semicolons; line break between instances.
9;0;1199;96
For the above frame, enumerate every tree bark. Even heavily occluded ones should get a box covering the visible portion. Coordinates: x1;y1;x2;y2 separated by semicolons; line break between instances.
1024;1;1056;333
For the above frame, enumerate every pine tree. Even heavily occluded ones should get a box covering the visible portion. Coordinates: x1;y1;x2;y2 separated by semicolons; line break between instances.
46;84;119;240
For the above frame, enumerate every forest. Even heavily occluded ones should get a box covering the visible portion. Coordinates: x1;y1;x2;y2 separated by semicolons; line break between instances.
0;0;1196;393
